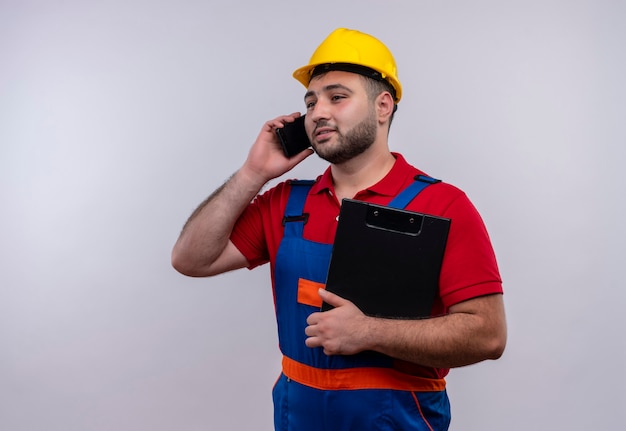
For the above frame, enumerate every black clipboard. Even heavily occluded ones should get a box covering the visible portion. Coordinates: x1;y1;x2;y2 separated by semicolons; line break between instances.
322;199;451;319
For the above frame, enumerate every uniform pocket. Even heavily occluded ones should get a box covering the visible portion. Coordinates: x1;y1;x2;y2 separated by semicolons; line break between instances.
296;278;325;307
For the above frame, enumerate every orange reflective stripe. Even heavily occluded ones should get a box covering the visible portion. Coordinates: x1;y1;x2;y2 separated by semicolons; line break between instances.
297;278;325;307
412;392;435;431
282;356;446;392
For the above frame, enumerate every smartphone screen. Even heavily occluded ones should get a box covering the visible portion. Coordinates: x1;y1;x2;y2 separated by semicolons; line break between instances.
276;116;311;157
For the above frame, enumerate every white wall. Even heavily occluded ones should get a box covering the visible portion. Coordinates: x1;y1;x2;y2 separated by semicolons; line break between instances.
1;0;624;429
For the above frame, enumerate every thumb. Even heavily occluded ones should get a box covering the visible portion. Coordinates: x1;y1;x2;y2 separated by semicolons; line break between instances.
318;288;349;307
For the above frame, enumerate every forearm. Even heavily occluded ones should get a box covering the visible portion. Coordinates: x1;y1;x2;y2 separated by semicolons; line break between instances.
307;291;506;369
365;301;506;368
171;113;312;277
171;167;266;276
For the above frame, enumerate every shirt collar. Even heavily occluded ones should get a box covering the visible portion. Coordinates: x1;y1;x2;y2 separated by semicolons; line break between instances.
309;152;416;197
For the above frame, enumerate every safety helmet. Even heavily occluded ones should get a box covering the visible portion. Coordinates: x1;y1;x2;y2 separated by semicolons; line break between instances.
293;28;402;103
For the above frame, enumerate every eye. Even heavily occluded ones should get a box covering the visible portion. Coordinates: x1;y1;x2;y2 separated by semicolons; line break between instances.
305;100;316;110
330;93;348;103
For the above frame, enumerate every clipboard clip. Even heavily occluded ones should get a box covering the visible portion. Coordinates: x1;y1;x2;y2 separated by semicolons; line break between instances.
365;205;423;236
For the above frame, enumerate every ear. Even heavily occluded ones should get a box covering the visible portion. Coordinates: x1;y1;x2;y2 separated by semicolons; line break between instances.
376;91;395;125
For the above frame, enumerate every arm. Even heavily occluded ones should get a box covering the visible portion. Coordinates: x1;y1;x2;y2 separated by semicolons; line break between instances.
171;113;313;277
305;289;506;368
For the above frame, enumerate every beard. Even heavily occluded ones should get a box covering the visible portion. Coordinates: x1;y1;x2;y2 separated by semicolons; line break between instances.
312;108;377;165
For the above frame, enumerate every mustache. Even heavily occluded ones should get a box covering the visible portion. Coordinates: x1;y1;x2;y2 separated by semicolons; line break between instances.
313;120;338;134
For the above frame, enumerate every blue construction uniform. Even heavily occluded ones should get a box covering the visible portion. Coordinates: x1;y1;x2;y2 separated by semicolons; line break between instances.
271;177;451;431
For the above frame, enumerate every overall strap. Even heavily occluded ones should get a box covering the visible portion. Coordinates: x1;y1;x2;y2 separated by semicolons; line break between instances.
387;175;441;209
282;180;315;236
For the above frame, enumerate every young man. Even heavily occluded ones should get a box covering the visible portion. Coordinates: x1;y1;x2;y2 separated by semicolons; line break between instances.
172;28;506;431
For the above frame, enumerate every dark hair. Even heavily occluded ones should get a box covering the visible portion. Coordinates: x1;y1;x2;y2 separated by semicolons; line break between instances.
360;75;397;128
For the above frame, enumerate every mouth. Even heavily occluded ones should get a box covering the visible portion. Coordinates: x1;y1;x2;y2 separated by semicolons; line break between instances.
313;126;337;142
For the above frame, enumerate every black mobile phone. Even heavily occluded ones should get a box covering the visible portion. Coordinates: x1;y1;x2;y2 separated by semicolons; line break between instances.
276;115;311;157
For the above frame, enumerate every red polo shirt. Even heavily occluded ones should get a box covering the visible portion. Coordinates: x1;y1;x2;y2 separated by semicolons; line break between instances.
231;153;502;313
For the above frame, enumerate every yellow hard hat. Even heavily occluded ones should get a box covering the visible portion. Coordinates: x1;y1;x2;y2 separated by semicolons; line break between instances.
293;28;402;103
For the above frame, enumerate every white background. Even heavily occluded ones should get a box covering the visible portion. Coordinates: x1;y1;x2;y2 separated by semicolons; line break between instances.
1;0;624;430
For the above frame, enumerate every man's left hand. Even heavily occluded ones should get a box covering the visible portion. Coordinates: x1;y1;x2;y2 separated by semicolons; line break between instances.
304;289;372;356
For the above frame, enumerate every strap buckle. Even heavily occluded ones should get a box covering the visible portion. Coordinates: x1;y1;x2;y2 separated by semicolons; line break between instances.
282;213;309;226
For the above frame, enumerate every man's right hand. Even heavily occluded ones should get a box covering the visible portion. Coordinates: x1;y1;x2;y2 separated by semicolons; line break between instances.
172;113;314;277
240;113;314;188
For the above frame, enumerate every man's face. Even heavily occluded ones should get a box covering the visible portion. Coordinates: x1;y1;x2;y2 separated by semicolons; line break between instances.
303;71;378;165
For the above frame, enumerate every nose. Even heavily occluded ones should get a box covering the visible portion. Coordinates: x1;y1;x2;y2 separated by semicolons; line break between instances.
309;99;330;124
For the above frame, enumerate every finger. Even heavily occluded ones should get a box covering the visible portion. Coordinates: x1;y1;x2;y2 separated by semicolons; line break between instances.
264;114;299;131
287;111;302;120
276;112;304;127
288;148;314;165
318;288;349;308
306;311;321;326
304;336;321;349
304;327;311;338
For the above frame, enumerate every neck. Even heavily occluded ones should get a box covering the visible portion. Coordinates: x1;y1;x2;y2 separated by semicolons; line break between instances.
330;144;396;202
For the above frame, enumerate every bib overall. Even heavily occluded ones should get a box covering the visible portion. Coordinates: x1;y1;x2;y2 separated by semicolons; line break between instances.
271;177;451;431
